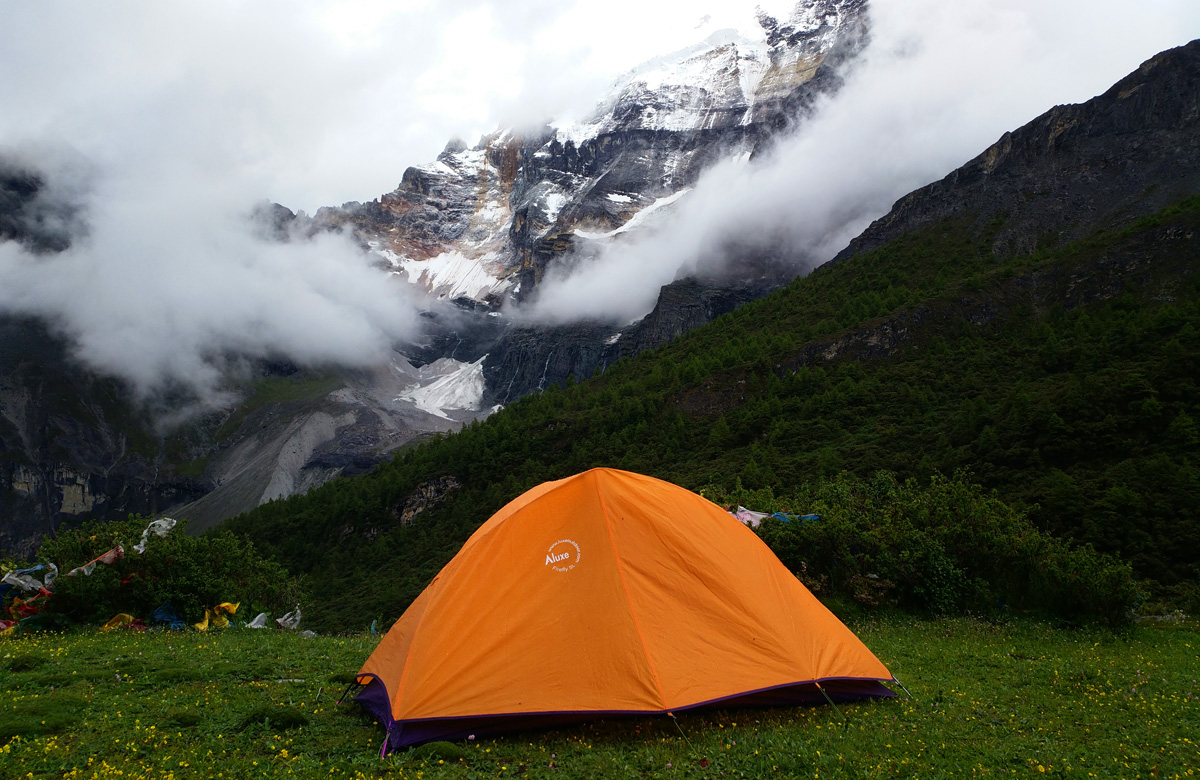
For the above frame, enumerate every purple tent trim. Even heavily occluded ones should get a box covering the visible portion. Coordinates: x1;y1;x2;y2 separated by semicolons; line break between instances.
356;675;895;754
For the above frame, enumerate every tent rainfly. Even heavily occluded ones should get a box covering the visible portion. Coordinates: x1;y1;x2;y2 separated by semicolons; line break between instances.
356;468;896;751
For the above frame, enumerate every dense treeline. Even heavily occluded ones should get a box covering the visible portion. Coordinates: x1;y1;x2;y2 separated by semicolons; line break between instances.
725;473;1136;627
223;197;1200;630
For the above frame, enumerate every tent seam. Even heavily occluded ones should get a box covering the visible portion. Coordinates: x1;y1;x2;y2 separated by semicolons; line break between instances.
391;589;436;720
593;471;669;711
457;470;593;556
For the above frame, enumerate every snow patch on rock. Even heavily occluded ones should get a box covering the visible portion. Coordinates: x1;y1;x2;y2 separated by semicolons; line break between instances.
396;356;487;420
575;189;692;240
543;191;568;221
388;250;508;301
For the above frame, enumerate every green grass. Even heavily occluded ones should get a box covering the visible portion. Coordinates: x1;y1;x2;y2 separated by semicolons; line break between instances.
1;618;1197;778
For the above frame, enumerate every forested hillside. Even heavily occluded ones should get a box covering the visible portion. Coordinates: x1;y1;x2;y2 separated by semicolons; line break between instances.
223;195;1199;629
222;42;1200;630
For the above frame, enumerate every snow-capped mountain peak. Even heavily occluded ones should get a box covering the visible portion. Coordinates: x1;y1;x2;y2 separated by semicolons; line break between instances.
312;0;867;309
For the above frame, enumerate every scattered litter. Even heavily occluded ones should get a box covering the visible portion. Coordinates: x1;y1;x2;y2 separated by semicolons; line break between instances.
67;546;124;577
276;605;302;630
102;613;135;632
298;630;316;638
2;533;298;638
2;570;41;593
731;506;770;527
151;602;186;631
728;507;823;526
2;564;57;593
133;517;177;554
194;602;240;631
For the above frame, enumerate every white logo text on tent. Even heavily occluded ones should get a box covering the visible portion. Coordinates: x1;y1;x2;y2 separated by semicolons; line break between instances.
545;539;581;572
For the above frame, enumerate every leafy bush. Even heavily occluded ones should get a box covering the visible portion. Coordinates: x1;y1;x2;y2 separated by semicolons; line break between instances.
749;472;1139;627
37;515;301;625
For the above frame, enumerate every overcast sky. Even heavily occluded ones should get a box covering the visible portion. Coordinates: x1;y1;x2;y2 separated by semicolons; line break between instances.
1;0;802;212
1;1;1198;404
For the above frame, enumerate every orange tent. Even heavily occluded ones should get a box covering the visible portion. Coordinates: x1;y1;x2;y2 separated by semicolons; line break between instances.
356;468;894;751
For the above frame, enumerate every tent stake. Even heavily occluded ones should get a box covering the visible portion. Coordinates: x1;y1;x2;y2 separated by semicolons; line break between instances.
336;681;361;705
667;705;700;758
815;683;849;727
892;676;916;701
669;713;696;753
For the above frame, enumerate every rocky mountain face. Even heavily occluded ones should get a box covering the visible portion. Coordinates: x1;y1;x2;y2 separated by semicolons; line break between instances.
0;1;870;551
306;0;867;401
0;162;495;550
0;162;83;254
319;0;864;304
0;300;497;552
2;165;190;554
833;39;1200;264
482;276;780;404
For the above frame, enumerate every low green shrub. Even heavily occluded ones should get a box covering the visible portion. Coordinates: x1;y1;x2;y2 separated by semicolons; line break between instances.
26;672;76;688
36;515;302;625
163;709;202;728
409;741;472;762
749;471;1139;626
146;667;207;684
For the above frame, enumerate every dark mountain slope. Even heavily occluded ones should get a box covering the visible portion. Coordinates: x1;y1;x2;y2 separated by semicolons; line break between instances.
0;316;211;554
835;39;1200;261
223;43;1200;628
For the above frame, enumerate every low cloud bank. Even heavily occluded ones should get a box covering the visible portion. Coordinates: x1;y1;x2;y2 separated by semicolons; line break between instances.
0;152;420;406
522;0;1200;326
0;0;789;410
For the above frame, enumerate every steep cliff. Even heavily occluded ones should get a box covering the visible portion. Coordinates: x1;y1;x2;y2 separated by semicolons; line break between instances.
0;316;210;554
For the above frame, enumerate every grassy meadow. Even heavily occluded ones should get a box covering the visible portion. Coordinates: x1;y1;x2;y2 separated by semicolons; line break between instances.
2;617;1198;779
